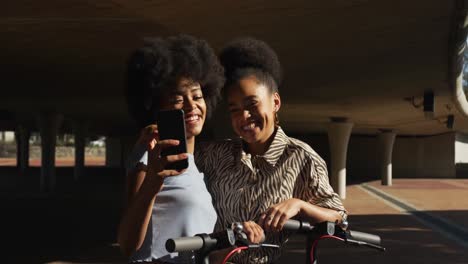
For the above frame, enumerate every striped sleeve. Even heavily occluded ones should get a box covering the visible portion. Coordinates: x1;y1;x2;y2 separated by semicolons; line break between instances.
298;150;348;220
195;140;234;182
195;141;212;179
195;141;223;182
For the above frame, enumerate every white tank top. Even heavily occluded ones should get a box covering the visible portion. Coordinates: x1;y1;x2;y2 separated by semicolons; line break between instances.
127;150;217;263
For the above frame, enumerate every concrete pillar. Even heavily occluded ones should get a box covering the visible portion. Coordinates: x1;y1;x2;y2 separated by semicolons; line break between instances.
328;118;353;199
378;130;396;186
73;121;87;181
106;137;122;168
15;125;30;174
0;132;5;159
37;113;62;192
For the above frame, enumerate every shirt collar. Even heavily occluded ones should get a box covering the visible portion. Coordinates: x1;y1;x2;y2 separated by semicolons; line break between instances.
238;127;289;167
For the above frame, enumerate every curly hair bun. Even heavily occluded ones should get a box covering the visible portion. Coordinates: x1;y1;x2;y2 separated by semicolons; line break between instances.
219;37;282;86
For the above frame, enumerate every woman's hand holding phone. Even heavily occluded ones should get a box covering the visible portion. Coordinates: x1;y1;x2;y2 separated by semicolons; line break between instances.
136;125;158;151
139;125;188;185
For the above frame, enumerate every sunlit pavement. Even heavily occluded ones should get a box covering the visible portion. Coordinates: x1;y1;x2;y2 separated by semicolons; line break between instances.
279;179;468;264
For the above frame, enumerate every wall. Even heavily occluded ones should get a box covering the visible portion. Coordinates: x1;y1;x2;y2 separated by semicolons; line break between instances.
455;133;468;178
393;133;455;178
347;136;380;183
455;133;468;163
290;132;457;181
288;133;380;183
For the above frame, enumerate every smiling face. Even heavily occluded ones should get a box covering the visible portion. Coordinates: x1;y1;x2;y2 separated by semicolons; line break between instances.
227;75;281;154
159;77;207;139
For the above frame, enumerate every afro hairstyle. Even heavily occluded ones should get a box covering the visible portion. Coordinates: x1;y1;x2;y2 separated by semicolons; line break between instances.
125;35;225;129
219;37;282;94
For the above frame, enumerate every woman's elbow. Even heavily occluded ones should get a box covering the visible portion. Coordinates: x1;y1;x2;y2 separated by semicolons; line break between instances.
118;240;136;258
117;230;137;258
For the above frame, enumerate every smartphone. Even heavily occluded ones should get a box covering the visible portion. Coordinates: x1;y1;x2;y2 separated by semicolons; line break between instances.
156;109;189;170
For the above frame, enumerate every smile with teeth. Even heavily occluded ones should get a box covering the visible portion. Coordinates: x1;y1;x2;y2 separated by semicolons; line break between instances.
242;122;257;131
185;115;200;123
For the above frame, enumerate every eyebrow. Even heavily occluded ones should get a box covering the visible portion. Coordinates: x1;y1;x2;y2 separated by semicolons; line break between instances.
170;86;202;95
228;96;258;107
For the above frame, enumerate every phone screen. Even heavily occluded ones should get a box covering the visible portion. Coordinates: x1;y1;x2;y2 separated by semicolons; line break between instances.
156;109;189;170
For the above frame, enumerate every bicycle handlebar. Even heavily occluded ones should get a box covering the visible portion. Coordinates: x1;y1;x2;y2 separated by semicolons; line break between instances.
166;219;384;254
282;219;314;232
166;235;205;252
166;229;236;253
347;230;381;246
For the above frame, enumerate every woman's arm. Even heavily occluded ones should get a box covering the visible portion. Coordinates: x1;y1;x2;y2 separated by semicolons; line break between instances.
117;167;162;257
117;125;187;257
259;198;342;232
259;153;346;232
118;149;188;256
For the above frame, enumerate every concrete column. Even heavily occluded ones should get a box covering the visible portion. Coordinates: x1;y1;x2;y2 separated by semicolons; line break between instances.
377;130;396;186
73;121;87;181
106;137;122;168
0;132;5;159
37;113;62;192
328;118;353;199
15;125;30;174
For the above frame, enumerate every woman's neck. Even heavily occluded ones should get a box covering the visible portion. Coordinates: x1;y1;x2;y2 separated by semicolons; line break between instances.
244;127;278;156
186;136;195;154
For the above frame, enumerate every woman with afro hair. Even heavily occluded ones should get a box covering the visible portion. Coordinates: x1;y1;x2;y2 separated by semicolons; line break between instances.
118;35;224;264
195;38;347;263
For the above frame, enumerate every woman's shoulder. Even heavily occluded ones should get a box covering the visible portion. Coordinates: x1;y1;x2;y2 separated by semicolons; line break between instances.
286;136;313;154
286;136;326;164
276;128;319;158
196;138;240;154
195;138;240;172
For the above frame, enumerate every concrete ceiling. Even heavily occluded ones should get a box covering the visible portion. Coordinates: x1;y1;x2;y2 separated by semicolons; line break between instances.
1;0;467;136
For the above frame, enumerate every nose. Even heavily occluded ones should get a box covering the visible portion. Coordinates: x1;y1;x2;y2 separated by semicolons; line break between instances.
242;110;251;119
184;98;196;112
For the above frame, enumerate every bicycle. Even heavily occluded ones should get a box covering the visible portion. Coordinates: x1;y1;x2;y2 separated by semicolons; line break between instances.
166;219;385;264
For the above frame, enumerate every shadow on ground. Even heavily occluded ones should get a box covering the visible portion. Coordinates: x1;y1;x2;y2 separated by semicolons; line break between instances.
278;213;468;264
2;195;467;264
1;167;467;264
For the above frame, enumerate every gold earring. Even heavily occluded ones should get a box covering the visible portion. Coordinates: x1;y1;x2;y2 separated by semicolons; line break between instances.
275;112;280;126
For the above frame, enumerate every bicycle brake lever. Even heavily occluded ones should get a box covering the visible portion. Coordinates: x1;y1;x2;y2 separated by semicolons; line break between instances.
346;239;386;252
234;232;280;249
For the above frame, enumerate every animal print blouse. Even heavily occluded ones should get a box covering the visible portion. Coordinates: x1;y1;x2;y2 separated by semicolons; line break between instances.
196;127;346;263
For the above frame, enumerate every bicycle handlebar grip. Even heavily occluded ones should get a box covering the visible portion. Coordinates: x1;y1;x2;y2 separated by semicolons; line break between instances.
282;219;301;231
282;219;313;233
166;236;204;252
348;230;381;245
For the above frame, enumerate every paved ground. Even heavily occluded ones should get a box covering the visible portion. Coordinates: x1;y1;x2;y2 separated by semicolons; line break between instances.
1;178;467;264
279;180;468;264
